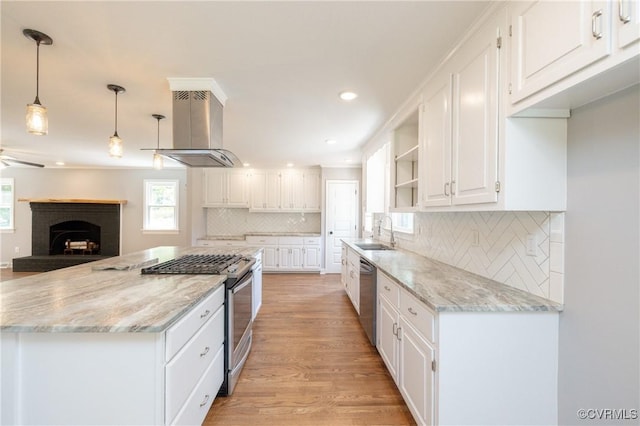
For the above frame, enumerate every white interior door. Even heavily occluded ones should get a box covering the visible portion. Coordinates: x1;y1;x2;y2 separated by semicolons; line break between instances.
325;180;359;273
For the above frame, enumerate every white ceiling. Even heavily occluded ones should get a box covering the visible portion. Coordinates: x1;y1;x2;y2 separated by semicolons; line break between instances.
1;1;489;169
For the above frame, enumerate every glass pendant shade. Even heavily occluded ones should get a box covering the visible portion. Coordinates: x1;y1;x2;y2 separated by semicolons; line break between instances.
153;152;164;169
26;102;48;135
109;133;123;158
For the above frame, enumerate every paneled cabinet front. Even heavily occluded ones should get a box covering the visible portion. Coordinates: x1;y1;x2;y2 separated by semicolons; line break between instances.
247;236;321;272
203;169;249;208
249;168;321;212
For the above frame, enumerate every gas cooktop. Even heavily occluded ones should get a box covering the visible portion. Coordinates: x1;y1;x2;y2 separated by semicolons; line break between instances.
141;254;253;277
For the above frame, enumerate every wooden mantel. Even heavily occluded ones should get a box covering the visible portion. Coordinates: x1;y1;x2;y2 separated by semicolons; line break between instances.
18;198;127;205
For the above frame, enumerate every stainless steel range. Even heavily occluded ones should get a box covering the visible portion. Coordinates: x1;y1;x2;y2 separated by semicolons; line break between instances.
141;253;255;396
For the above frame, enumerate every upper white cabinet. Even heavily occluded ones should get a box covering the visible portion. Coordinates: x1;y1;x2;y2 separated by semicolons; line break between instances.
510;0;611;104
508;0;639;115
250;168;321;212
420;12;500;208
203;169;250;208
391;108;420;211
249;170;281;211
617;0;640;48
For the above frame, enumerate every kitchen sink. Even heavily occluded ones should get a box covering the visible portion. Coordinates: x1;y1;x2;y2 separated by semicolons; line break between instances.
355;243;393;251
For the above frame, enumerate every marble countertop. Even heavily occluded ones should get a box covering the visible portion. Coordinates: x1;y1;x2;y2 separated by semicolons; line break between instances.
0;246;261;333
200;232;321;240
343;239;562;313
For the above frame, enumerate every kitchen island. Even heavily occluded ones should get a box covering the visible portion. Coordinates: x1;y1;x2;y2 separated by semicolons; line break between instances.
0;246;259;426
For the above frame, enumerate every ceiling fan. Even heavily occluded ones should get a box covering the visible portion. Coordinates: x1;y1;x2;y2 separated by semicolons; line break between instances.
0;149;45;168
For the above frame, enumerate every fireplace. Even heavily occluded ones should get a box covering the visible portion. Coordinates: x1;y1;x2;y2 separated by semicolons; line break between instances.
13;200;124;272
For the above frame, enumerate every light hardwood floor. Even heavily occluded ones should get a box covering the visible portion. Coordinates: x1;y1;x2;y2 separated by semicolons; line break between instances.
205;273;414;426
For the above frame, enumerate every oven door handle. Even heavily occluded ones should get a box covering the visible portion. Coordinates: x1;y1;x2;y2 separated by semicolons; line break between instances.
231;274;252;294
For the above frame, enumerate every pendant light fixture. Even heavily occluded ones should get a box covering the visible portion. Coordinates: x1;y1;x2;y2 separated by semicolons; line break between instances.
23;29;53;135
107;84;126;158
152;114;166;169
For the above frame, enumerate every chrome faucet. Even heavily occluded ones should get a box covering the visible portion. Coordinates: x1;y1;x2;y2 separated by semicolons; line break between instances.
380;214;396;248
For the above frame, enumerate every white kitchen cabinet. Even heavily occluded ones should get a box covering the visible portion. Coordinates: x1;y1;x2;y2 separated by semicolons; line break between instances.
203;169;249;208
376;269;559;426
340;244;348;288
302;237;321;271
250;168;321;212
249;170;281;211
252;251;263;320
616;0;640;48
420;8;500;208
417;5;567;212
247;235;320;272
1;286;225;425
278;238;304;271
510;0;611;104
246;236;279;271
195;239;246;247
344;246;360;313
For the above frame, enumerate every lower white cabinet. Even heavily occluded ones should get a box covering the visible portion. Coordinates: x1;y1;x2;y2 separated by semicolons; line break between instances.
247;236;322;272
376;271;559;426
0;286;226;425
252;252;263;320
342;245;360;313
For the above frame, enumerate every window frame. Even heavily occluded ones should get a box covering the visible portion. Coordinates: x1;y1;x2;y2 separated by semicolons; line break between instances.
0;178;15;232
143;179;179;233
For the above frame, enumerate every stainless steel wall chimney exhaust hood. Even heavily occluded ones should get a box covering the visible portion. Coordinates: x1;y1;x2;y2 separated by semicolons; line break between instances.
158;79;241;167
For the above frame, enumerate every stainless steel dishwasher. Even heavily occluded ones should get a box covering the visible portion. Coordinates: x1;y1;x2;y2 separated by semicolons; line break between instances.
359;258;377;345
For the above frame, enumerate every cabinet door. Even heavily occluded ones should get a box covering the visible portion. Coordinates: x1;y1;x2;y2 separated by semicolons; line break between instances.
510;0;611;103
302;170;322;211
341;245;348;287
281;170;304;211
225;170;249;207
303;246;321;270
450;17;499;205
202;169;226;206
290;246;303;269
262;246;278;271
420;73;452;208
250;171;281;210
617;0;640;48
378;296;400;384
399;317;435;426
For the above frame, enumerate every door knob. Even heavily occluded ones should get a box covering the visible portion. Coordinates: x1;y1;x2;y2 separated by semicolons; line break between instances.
329;231;333;235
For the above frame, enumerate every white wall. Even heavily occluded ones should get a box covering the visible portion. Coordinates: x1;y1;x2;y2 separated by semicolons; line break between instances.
0;168;189;263
558;85;639;424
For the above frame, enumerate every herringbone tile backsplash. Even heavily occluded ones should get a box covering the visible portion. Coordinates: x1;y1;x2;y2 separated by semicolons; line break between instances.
377;211;565;303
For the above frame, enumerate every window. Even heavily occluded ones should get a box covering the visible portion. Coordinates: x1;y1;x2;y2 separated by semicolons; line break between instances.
0;178;15;231
390;212;414;234
143;180;179;232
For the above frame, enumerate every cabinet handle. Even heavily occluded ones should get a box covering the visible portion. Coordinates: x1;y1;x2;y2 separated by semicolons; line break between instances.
407;307;418;316
396;326;402;341
444;182;450;196
384;285;391;291
200;309;211;319
619;0;631;23
392;322;398;336
592;9;603;39
200;346;210;357
199;394;210;407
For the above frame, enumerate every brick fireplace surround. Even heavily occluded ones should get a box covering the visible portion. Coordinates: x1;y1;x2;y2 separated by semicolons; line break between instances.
12;199;124;272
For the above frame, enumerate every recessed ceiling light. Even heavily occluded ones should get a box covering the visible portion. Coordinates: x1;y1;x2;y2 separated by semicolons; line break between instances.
286;163;294;167
344;158;352;163
243;162;250;167
55;161;65;166
325;139;337;145
339;91;358;101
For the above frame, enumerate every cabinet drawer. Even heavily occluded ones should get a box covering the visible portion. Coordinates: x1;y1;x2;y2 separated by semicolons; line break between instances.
378;272;400;309
246;236;279;245
303;237;321;245
278;236;304;245
165;285;224;361
169;345;224;426
347;248;360;267
400;290;436;343
166;304;224;423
